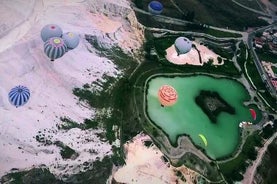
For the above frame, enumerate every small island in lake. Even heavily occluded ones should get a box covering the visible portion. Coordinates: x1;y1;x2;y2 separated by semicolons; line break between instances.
195;90;236;123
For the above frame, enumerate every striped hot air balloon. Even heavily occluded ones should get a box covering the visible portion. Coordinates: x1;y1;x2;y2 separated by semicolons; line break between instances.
158;85;178;107
41;24;63;42
44;37;67;61
62;32;80;50
8;85;30;107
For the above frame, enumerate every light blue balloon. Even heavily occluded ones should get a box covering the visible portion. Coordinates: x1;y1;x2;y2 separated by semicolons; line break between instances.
174;37;192;55
44;37;67;61
41;24;63;42
62;32;80;50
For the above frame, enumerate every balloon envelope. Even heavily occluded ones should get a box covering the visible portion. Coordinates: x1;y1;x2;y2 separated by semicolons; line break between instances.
199;134;208;147
44;37;67;61
8;85;30;107
148;1;163;15
249;109;257;120
158;85;178;106
174;37;192;55
41;24;63;42
62;32;80;50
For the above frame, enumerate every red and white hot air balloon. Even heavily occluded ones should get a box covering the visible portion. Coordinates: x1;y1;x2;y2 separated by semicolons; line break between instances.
158;85;178;107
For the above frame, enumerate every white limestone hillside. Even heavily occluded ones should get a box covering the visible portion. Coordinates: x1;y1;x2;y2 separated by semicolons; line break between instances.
0;0;144;178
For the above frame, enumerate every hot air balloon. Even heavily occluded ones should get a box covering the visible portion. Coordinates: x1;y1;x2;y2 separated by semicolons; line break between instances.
41;24;63;42
44;37;67;61
158;85;178;107
8;85;30;107
249;109;257;120
62;32;80;50
198;134;207;147
148;1;163;15
174;37;192;55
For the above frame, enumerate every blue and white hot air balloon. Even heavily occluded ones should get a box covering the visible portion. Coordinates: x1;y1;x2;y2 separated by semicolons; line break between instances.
62;32;80;50
44;37;67;61
148;1;163;15
8;85;30;107
41;24;63;42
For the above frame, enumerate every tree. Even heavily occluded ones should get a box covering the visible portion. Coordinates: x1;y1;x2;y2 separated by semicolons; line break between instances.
262;124;274;139
255;31;263;37
134;0;143;9
231;171;244;181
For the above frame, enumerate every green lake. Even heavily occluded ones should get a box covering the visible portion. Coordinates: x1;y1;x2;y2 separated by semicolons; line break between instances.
146;75;259;159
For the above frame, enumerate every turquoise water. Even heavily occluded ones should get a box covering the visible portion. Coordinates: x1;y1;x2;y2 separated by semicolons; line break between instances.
146;75;257;159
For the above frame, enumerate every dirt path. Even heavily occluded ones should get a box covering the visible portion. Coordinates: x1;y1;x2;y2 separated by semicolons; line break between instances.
242;132;277;184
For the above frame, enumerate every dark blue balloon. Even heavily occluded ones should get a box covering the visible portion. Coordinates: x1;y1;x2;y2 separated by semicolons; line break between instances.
8;85;30;107
148;1;163;15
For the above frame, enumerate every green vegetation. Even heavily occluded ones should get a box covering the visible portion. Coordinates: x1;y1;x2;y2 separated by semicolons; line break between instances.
262;123;277;139
219;132;263;183
237;42;276;111
205;43;234;60
175;0;269;30
0;168;62;184
60;145;77;159
272;66;277;76
195;90;236;123
202;28;242;38
256;50;277;64
66;156;113;184
246;53;276;109
256;138;277;184
134;0;268;30
58;117;98;130
175;153;222;181
269;0;277;6
54;141;78;159
235;0;265;11
145;35;240;77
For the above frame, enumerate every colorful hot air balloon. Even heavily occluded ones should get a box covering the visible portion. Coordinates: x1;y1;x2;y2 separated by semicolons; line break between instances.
62;32;80;50
148;1;163;15
44;37;67;61
198;134;208;147
158;85;178;107
249;109;257;120
174;37;192;55
8;85;30;107
41;24;63;42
